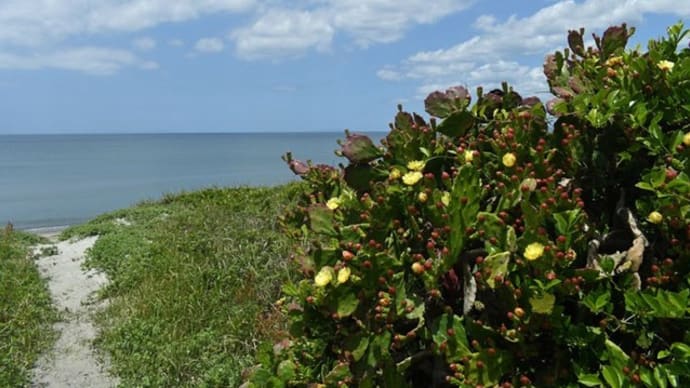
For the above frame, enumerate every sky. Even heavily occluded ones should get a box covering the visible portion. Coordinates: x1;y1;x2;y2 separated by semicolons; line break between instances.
0;0;688;134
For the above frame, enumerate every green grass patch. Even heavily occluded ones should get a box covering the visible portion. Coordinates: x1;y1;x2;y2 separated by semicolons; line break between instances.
0;227;58;386
62;184;303;387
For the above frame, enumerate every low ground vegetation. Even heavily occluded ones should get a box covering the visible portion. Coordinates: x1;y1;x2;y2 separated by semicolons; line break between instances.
61;184;303;387
0;226;58;386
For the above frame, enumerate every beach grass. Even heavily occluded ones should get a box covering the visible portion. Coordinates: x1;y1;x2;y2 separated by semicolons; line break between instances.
0;227;58;386
61;183;303;386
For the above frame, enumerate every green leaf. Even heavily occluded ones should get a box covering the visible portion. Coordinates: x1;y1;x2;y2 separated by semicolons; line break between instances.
436;110;475;137
366;331;392;368
344;333;369;362
602;365;623;388
324;363;352;385
484;252;510;288
447;165;481;269
336;292;360;317
625;289;689;318
578;373;603;386
582;288;611;313
276;360;297;381
506;226;517;253
309;205;337;236
604;339;631;369
529;293;556;314
431;313;472;361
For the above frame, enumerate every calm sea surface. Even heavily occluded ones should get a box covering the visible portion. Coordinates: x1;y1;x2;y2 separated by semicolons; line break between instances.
0;132;385;229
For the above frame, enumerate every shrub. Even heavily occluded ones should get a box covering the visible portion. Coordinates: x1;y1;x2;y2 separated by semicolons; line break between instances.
249;23;690;387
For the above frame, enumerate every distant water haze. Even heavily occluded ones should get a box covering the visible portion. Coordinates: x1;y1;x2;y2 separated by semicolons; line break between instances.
0;132;386;229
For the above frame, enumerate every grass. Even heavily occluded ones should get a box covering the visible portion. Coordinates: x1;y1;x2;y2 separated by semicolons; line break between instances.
0;226;58;387
61;183;304;387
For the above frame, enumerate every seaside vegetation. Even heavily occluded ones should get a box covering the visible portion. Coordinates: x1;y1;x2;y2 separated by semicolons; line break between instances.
247;23;690;386
60;184;304;386
0;226;58;386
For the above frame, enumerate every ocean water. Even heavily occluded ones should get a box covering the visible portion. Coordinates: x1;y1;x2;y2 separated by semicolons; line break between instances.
0;132;385;229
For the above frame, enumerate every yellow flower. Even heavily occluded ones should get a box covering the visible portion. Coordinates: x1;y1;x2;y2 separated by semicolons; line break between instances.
418;192;428;203
402;171;423;186
337;267;351;284
314;266;334;287
389;168;401;180
464;150;474;163
605;56;623;67
647;211;663;224
407;160;426;171
524;242;545;261
683;132;690;146
502;152;517;168
326;197;341;210
657;60;674;72
441;191;451;207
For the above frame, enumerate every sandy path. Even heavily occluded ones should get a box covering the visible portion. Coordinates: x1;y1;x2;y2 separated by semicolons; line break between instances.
31;235;119;388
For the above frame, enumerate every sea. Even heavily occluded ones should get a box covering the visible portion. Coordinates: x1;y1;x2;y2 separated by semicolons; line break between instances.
0;132;386;230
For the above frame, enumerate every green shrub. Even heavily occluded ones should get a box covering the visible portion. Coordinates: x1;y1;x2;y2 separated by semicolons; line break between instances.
249;23;690;387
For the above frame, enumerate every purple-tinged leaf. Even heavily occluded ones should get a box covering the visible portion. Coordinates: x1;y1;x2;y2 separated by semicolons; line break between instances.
424;86;471;118
341;133;381;163
568;28;585;57
601;24;630;58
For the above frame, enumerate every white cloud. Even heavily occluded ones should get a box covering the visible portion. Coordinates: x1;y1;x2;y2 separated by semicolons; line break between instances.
0;47;158;75
0;0;256;47
329;0;473;47
133;37;156;51
230;0;472;59
379;0;690;98
194;37;225;53
169;39;185;47
231;9;334;59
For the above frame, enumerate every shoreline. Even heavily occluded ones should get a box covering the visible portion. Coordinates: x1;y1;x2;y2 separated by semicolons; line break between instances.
24;225;71;240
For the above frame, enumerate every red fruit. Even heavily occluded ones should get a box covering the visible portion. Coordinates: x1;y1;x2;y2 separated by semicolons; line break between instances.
342;250;355;261
519;375;531;385
631;373;641;383
442;171;451;180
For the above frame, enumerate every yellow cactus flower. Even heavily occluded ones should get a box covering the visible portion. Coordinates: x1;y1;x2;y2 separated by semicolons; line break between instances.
605;56;623;67
441;191;451;206
314;266;334;287
407;160;426;171
326;197;341;210
418;192;428;203
657;60;674;72
337;267;351;284
524;242;545;261
464;150;474;163
502;152;517;168
389;168;401;180
402;171;423;186
683;132;690;146
647;211;663;224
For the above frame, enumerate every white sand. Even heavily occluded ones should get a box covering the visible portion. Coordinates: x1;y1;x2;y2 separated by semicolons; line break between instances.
31;235;119;388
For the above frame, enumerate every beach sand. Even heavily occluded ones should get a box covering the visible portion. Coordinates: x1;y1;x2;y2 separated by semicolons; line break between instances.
30;233;118;388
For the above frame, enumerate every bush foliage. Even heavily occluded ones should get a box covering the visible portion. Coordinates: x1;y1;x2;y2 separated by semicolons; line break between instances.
249;23;690;387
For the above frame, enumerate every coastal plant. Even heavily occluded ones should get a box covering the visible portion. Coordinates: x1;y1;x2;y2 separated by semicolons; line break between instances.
63;185;302;386
248;23;690;387
0;225;58;386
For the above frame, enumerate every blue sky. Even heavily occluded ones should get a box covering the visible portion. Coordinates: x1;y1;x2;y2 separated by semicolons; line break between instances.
0;0;688;134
